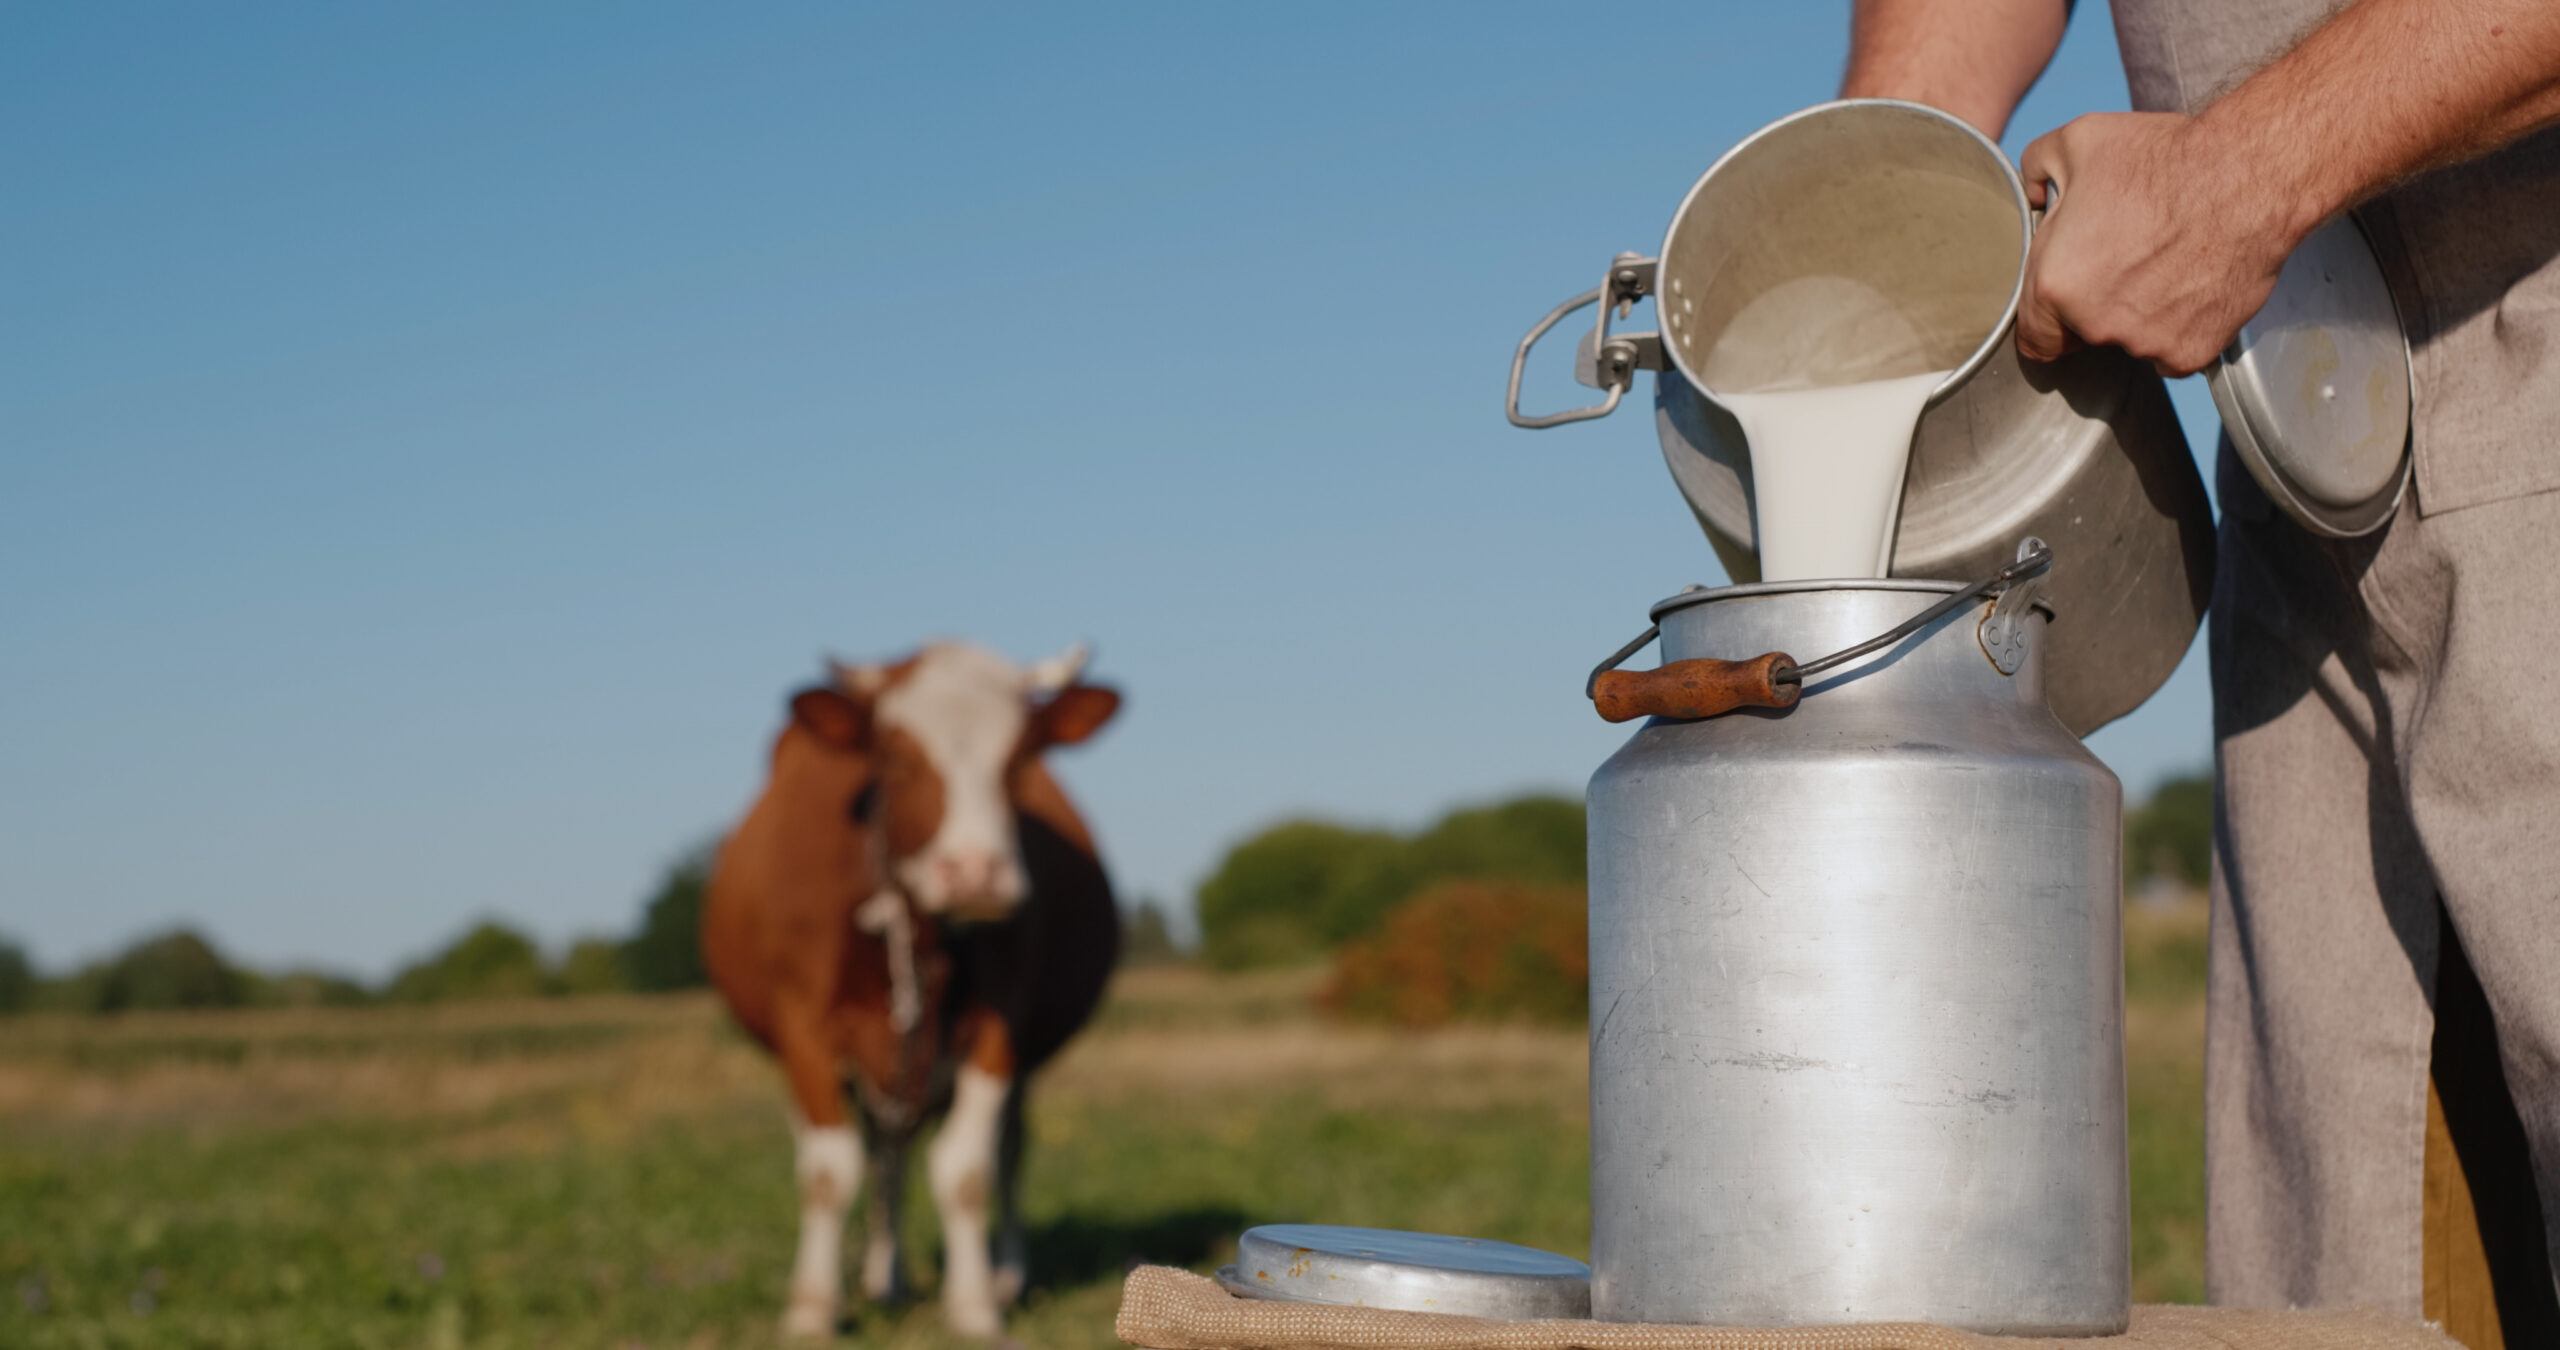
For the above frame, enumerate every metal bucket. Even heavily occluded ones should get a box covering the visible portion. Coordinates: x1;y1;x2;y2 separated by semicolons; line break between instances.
1509;99;2028;424
1584;577;2129;1334
1507;99;2213;735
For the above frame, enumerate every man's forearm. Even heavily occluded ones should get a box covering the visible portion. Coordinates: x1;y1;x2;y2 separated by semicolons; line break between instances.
2193;0;2560;246
1839;0;2071;139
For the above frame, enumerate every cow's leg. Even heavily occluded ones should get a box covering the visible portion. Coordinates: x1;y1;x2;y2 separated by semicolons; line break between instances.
777;1010;860;1339
927;1064;1010;1338
787;1113;863;1338
859;1122;911;1304
991;1078;1029;1305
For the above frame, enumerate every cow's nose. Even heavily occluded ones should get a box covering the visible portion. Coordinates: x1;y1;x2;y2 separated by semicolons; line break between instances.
935;850;1003;901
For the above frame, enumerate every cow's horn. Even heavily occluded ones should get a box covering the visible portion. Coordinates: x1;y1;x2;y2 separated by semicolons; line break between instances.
829;657;894;696
1026;641;1091;693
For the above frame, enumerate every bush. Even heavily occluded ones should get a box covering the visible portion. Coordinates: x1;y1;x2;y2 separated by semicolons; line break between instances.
623;839;717;991
1322;880;1587;1028
1194;821;1412;969
554;937;629;995
2127;773;2213;890
1405;796;1584;888
33;968;106;1013
1119;899;1183;967
95;930;246;1012
1194;795;1585;970
0;939;31;1014
245;969;373;1008
387;922;548;1003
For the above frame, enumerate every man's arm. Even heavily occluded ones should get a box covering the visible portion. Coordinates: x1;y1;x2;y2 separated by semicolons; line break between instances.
2020;0;2560;372
1839;0;2072;140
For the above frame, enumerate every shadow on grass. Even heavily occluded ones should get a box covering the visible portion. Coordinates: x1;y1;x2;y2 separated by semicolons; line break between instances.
1025;1205;1252;1291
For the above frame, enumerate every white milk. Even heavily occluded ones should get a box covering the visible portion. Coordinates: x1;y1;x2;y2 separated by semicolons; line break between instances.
1720;372;1946;580
1698;275;1949;581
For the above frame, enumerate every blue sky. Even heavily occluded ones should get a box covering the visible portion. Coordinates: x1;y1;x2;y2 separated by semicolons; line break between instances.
2;4;2211;977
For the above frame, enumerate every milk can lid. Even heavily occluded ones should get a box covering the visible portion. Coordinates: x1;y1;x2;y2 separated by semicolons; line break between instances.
2207;211;2412;538
1216;1224;1591;1319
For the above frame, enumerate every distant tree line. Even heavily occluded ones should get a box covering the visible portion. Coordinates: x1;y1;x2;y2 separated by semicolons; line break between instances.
0;928;360;1015
0;832;1188;1015
0;840;727;1015
0;919;642;1016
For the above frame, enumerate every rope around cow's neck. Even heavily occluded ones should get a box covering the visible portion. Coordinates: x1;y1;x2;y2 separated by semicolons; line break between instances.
856;806;925;1035
853;891;924;1034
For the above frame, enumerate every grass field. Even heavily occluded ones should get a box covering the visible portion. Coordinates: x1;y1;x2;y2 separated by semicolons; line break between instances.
0;898;2209;1349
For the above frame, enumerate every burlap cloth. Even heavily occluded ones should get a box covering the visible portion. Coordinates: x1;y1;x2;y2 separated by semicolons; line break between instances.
1114;1266;2456;1350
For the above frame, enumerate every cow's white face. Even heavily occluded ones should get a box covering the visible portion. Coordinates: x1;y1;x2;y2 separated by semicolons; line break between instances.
793;641;1118;922
873;643;1037;917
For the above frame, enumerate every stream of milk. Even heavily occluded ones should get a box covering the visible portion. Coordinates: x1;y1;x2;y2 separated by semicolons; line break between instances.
1720;372;1945;580
1698;274;1951;582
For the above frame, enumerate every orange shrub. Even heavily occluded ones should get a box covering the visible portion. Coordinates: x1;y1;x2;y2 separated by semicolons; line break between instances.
1321;880;1587;1027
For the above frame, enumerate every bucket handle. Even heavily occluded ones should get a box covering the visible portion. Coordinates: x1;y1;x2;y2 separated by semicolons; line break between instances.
1585;542;2056;723
1506;254;1661;429
1590;650;1800;723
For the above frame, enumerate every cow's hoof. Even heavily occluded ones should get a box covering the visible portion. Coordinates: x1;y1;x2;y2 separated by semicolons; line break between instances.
861;1254;909;1305
944;1298;1003;1340
780;1293;838;1340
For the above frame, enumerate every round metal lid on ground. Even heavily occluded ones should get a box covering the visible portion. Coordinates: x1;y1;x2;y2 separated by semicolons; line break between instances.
1216;1224;1591;1320
2208;211;2412;538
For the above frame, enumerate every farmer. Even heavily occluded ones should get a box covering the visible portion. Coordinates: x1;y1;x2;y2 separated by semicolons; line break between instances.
1840;0;2560;1338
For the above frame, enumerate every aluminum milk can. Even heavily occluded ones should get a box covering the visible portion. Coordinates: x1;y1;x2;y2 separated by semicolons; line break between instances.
1583;563;2128;1335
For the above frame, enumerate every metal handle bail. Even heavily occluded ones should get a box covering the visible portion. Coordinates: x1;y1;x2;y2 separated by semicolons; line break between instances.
1506;254;1663;429
1584;542;2058;717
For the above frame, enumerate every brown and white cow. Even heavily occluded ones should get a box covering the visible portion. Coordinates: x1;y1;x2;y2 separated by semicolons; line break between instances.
702;640;1122;1338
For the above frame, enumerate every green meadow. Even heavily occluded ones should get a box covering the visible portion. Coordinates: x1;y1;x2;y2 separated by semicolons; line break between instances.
0;899;2208;1349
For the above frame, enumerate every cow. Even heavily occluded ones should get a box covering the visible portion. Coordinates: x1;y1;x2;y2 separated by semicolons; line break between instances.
702;640;1123;1339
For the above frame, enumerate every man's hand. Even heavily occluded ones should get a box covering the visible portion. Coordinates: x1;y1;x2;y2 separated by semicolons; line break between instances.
2017;114;2303;376
1851;0;2560;375
2011;0;2560;372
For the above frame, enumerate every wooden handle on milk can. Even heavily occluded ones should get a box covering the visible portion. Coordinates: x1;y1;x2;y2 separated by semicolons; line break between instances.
1590;652;1801;723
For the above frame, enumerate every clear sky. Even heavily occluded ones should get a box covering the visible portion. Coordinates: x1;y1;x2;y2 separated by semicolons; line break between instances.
2;3;2214;978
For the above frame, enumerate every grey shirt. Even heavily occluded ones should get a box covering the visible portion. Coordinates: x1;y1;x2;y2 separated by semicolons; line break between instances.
2111;0;2560;514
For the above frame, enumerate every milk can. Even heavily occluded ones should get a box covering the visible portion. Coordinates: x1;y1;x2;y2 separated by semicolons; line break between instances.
1581;546;2128;1335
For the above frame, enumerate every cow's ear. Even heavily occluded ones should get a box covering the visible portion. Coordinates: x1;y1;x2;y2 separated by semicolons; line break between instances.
1034;684;1120;747
790;687;870;750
